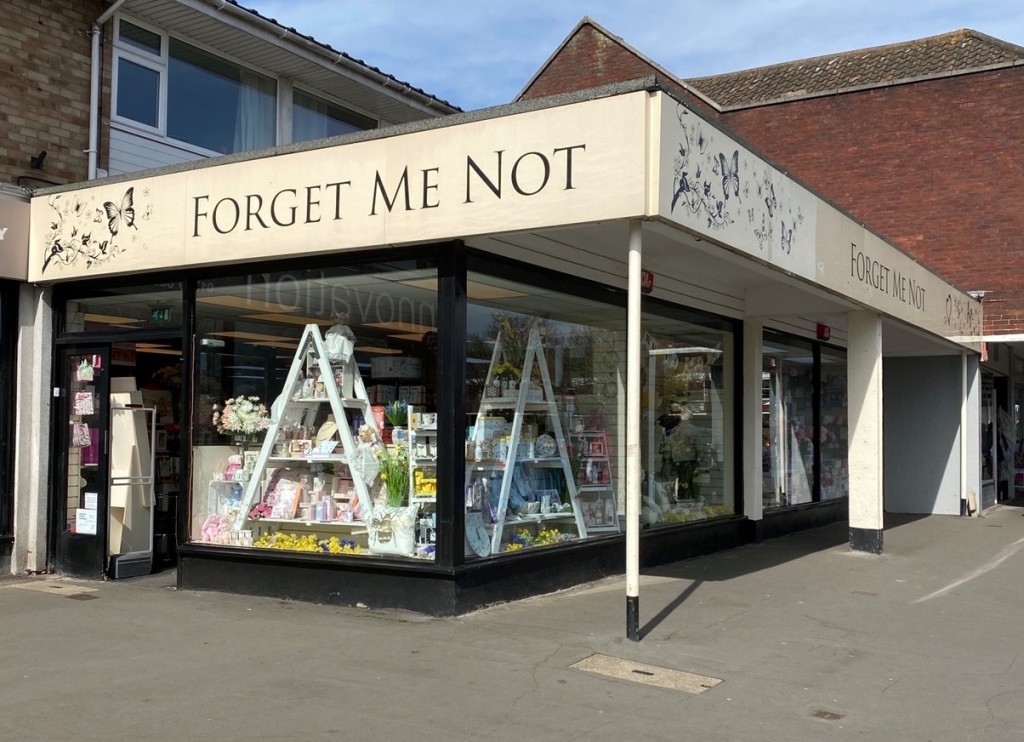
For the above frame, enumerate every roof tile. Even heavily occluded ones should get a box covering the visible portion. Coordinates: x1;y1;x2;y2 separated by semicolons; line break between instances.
686;29;1024;109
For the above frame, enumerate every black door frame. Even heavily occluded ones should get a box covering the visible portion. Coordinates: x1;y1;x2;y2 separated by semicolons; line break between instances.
49;330;186;577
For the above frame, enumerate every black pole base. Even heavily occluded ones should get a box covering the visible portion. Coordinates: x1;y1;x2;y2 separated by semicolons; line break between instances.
626;594;640;642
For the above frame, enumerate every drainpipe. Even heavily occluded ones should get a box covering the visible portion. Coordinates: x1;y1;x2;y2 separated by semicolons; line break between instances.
88;0;130;180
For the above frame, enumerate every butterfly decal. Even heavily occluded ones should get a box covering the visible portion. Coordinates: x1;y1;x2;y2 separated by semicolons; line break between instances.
697;126;709;154
754;215;770;247
103;187;136;237
780;220;793;254
719;151;739;200
764;183;776;217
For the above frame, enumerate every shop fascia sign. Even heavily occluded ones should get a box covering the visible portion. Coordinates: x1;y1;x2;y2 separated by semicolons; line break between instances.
0;192;30;280
188;144;588;238
30;93;648;282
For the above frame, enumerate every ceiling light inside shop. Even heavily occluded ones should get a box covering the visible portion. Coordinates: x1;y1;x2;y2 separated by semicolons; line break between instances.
400;278;527;300
243;313;335;326
196;295;301;313
135;347;183;356
248;340;300;350
211;331;297;343
354;345;403;355
83;312;143;325
363;321;436;334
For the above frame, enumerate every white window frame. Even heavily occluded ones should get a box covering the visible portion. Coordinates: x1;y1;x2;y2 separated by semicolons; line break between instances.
112;14;283;157
112;17;167;137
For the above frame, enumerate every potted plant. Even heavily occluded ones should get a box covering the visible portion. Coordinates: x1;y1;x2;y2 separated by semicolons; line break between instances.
367;441;416;556
492;361;522;396
384;399;409;443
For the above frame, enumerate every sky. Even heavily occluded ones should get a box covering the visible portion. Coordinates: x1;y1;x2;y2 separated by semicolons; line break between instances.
249;0;1024;111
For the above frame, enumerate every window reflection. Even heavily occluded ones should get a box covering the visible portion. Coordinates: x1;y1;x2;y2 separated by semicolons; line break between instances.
643;311;734;526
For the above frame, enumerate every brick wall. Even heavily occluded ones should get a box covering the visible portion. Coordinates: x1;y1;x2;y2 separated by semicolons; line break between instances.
519;23;720;121
721;69;1024;335
0;0;106;188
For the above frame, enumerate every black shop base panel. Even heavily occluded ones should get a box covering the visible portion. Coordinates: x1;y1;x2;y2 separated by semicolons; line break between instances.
178;503;846;616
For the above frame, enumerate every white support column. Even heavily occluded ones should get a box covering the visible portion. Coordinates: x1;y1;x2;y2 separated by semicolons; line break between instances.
742;319;764;532
11;285;53;575
963;352;982;515
847;311;884;553
625;219;642;641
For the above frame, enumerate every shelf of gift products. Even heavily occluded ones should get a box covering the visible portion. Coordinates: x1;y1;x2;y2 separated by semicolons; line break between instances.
406;407;438;549
465;324;588;555
230;324;383;546
570;430;619;532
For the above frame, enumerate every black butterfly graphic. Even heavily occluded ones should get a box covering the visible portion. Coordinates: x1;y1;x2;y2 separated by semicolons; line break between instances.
719;151;739;200
765;183;776;217
103;187;136;237
780;220;793;254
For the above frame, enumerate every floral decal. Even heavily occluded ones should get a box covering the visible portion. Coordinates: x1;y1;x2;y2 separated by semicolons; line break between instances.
670;105;805;255
41;186;152;273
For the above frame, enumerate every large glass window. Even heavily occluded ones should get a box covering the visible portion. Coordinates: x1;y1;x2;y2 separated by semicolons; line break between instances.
114;18;277;155
191;262;439;561
63;283;184;333
642;306;735;526
115;57;160;127
820;347;849;500
167;40;276;154
293;89;375;143
762;335;815;507
762;330;848;508
464;272;626;558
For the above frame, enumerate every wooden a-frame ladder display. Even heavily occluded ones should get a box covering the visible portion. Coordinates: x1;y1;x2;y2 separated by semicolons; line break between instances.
232;324;381;531
469;324;588;553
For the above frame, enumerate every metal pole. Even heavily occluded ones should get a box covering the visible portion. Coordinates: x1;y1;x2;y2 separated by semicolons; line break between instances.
625;219;642;641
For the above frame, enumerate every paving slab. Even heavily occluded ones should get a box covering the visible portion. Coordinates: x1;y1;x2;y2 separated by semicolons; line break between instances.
2;505;1024;741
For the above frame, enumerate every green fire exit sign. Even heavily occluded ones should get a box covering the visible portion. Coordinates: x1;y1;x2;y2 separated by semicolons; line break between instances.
150;306;171;323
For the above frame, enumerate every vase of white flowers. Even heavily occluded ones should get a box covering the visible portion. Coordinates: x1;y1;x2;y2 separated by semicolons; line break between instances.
212;395;270;450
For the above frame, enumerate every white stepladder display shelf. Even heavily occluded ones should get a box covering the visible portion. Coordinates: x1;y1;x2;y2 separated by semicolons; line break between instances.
232;323;382;534
467;324;589;554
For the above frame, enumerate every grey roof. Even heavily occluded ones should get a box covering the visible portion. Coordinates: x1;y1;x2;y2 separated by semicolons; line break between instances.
686;29;1024;110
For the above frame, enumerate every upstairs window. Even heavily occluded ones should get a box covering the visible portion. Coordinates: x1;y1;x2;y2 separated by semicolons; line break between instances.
167;39;276;154
293;88;376;143
114;18;277;155
112;17;377;156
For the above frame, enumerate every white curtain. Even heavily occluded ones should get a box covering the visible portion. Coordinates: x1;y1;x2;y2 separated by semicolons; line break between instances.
233;70;275;153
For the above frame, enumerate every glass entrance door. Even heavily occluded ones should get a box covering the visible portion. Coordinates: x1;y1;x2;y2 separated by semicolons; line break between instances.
54;347;111;579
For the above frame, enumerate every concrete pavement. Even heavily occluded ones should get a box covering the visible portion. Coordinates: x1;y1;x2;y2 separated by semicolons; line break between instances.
3;504;1024;741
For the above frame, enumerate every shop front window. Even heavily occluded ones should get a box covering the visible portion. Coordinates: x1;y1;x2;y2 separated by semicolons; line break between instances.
64;283;184;333
642;308;735;526
819;348;849;500
762;335;815;507
464;272;626;558
191;261;439;561
762;331;848;508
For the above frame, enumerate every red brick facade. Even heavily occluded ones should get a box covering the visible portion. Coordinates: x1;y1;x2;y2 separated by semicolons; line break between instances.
527;23;1024;336
721;69;1024;336
518;23;720;122
1;0;106;188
